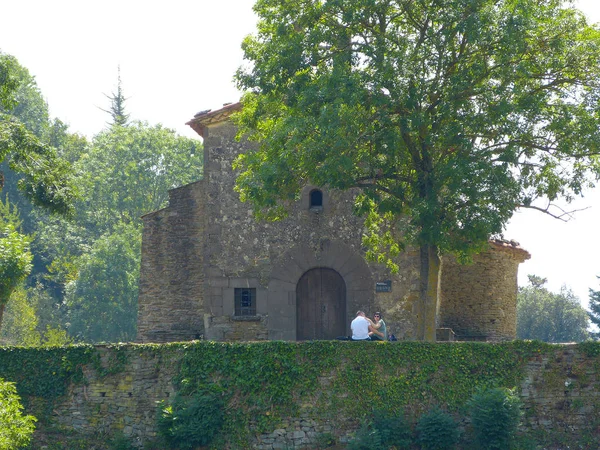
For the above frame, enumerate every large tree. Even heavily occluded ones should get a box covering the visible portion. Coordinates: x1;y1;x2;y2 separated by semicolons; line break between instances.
234;0;600;340
53;122;203;342
65;222;140;343
517;275;589;342
0;52;77;332
77;121;203;232
0;52;77;217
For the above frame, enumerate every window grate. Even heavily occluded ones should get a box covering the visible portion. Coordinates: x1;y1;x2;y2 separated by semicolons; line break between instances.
234;288;256;316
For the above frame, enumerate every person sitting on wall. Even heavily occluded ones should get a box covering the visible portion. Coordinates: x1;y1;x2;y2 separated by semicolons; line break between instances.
351;311;371;341
367;312;387;341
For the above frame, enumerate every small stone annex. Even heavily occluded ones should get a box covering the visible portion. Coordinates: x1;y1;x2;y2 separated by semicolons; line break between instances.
136;102;530;344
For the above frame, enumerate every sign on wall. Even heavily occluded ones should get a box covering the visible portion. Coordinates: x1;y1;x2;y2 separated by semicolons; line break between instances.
375;280;392;293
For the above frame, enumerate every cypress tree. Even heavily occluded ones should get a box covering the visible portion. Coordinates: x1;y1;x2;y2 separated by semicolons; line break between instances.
101;66;129;127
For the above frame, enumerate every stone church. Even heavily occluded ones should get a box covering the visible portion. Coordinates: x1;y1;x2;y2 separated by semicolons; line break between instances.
136;102;530;343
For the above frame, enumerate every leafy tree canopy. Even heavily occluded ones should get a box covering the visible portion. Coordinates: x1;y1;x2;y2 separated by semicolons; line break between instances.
77;121;203;233
0;200;32;329
517;275;589;343
234;0;600;340
0;51;78;217
65;222;141;343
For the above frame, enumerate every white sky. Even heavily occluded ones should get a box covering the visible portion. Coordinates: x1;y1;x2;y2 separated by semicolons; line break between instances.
1;0;599;304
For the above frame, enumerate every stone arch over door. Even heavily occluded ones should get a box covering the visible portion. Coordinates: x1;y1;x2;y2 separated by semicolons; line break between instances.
296;268;346;340
267;240;374;341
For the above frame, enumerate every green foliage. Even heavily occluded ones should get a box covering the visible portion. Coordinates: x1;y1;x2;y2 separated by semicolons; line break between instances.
588;277;600;339
0;345;95;398
314;432;337;449
236;0;600;253
0;52;85;240
101;67;129;127
578;340;600;357
0;340;564;448
65;222;140;342
154;340;544;447
0;52;49;137
0;115;78;217
415;407;460;450
348;421;383;450
0;52;78;337
1;51;206;346
41;325;73;347
78;121;202;232
467;387;523;450
234;0;600;340
157;392;225;450
107;432;137;450
372;409;412;449
0;218;32;331
0;53;20;109
0;220;32;302
0;286;40;346
0;285;72;347
0;378;36;449
517;275;590;342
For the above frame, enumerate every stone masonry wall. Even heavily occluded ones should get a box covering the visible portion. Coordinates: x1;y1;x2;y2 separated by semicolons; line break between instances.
16;344;600;449
439;246;525;341
137;109;529;343
47;346;180;445
137;182;207;343
199;120;420;341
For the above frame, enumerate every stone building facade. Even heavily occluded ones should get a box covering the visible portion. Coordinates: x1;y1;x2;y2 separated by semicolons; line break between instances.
136;102;530;343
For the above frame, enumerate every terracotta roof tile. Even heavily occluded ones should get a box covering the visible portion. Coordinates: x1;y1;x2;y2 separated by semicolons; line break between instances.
489;238;531;261
186;102;241;138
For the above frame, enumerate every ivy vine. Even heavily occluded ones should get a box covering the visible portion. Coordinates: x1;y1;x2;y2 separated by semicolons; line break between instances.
0;339;597;449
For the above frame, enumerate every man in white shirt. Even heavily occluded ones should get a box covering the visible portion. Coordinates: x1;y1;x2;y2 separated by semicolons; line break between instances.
351;310;370;341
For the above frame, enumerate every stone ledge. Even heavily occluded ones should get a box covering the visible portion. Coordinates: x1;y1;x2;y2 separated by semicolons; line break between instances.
231;315;263;322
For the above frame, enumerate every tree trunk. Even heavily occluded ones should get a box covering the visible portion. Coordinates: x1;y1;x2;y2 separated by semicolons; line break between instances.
417;244;441;341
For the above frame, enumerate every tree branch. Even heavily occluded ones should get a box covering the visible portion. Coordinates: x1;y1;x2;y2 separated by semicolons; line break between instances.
518;202;590;221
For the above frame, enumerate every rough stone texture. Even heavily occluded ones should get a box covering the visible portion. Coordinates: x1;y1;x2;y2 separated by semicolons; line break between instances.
137;104;530;343
439;242;530;341
49;346;180;445
21;344;600;449
137;181;207;342
520;346;600;435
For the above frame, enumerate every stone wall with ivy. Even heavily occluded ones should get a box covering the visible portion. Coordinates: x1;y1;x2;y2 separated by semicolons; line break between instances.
1;341;600;449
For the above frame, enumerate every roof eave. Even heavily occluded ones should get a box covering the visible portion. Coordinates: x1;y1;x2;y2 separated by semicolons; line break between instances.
185;101;242;138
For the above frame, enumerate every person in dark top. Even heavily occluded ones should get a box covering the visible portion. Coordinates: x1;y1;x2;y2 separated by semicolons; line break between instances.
368;312;387;341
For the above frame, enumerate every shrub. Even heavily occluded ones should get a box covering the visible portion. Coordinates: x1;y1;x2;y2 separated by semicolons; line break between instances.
315;432;337;449
372;409;413;449
108;432;137;450
348;422;383;450
156;391;224;450
348;410;412;450
467;387;522;450
415;407;460;450
0;378;36;450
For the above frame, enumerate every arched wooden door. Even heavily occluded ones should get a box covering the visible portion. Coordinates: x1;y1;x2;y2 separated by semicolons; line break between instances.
296;268;346;340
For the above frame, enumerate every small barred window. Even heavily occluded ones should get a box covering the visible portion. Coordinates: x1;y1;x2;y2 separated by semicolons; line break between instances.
234;288;256;316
